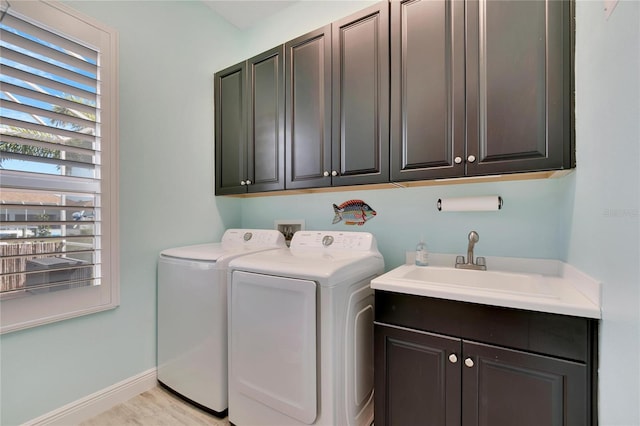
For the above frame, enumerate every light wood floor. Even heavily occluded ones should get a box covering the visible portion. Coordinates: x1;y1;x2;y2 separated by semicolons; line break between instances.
79;386;230;426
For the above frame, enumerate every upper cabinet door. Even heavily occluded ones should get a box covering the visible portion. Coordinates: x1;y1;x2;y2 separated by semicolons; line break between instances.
466;0;573;175
285;26;332;190
331;2;390;186
247;46;285;193
215;61;247;195
390;0;465;182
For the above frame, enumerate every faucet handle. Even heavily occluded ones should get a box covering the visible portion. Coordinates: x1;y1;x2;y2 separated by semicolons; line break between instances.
475;257;487;270
455;255;465;265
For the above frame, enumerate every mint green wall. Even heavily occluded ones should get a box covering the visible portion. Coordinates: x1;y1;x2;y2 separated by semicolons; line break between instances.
0;2;242;425
1;1;637;425
240;178;573;268
568;1;640;424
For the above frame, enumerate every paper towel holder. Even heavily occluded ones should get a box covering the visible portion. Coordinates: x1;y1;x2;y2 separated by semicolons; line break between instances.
437;196;503;211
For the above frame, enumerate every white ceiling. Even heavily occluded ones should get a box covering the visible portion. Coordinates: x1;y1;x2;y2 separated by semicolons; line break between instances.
202;1;298;30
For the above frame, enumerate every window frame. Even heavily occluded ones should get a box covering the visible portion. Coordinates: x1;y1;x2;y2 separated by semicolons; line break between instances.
0;0;119;334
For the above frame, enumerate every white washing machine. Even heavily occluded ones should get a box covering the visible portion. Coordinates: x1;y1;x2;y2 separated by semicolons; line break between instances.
227;230;384;426
157;229;286;416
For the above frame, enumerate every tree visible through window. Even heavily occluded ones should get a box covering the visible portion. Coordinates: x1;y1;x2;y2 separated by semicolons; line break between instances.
0;0;119;333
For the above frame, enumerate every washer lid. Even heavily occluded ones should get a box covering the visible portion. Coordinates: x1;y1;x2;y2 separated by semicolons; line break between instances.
160;229;286;262
160;243;225;262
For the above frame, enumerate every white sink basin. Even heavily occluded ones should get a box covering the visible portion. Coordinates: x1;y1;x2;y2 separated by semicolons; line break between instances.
370;258;602;318
399;266;557;299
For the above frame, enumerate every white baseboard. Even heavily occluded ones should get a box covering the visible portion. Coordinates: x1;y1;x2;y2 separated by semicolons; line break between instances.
24;368;158;426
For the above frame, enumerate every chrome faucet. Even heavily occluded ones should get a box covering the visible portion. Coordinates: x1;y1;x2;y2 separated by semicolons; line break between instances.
455;231;487;271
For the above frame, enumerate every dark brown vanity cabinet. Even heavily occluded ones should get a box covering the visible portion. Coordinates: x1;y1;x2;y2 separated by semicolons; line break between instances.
374;292;597;426
285;2;389;189
215;46;285;195
391;0;574;182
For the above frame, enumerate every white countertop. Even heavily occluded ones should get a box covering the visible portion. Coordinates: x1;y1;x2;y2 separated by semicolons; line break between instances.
370;253;601;319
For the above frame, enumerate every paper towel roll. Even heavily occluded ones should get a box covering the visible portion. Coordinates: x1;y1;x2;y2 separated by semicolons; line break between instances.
437;195;503;212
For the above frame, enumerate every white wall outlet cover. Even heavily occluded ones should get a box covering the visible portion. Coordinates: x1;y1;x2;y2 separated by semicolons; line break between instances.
604;0;619;20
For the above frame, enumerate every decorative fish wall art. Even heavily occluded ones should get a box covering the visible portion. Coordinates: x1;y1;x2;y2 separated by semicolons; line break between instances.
332;199;377;226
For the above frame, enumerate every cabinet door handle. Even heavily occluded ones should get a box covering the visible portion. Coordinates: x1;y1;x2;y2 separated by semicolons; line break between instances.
323;171;330;177
464;357;474;368
240;180;246;186
448;354;458;364
454;157;462;164
245;180;251;185
331;170;338;177
467;155;476;163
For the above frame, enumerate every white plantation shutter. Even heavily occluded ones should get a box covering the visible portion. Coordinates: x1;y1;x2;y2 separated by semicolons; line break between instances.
0;0;119;333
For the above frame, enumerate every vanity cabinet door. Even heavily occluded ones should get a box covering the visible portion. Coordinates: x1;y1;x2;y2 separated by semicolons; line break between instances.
462;340;588;426
375;323;461;426
390;0;465;181
465;0;573;175
215;61;247;195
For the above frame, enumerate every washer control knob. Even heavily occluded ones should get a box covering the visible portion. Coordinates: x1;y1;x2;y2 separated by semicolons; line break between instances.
322;235;334;246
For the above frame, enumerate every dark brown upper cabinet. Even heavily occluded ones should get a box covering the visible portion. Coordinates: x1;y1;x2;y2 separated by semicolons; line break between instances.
466;0;574;175
286;2;390;190
215;61;246;195
216;0;575;195
284;26;332;190
215;46;285;195
391;0;574;182
331;2;389;187
390;0;465;181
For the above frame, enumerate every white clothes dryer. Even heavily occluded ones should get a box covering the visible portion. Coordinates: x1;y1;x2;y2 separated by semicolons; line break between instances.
157;229;286;416
227;231;384;426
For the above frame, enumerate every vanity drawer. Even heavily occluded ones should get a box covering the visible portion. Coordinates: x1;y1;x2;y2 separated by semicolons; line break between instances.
375;290;597;362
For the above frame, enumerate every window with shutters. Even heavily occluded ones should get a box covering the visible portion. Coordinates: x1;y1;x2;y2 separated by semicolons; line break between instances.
0;0;119;333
